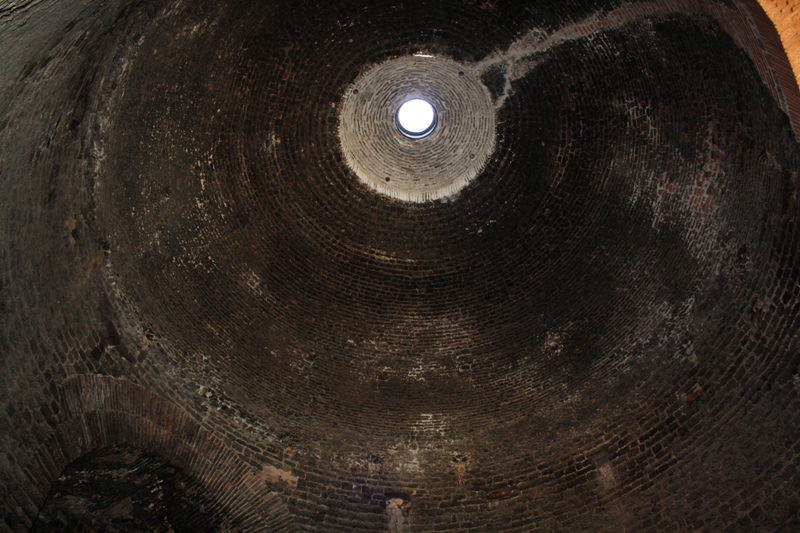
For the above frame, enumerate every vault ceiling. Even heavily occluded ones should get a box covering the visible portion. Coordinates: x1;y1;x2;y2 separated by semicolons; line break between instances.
1;0;800;531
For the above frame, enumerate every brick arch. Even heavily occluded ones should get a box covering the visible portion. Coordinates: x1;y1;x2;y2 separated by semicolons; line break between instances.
14;375;298;533
746;0;800;135
757;0;800;90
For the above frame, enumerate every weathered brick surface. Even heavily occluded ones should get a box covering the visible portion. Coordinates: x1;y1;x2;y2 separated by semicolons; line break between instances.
1;0;800;531
31;445;242;531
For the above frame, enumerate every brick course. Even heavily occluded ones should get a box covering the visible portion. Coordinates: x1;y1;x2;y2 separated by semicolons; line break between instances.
1;0;800;531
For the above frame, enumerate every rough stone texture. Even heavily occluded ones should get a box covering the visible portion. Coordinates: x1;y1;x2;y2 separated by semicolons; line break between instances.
1;0;800;532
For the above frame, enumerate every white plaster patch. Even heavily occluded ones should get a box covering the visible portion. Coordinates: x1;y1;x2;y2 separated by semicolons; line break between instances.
259;465;299;489
386;498;411;533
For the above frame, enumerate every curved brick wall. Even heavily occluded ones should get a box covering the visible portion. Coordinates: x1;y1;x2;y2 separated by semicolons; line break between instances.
758;0;800;90
9;375;295;532
1;0;800;531
32;445;244;532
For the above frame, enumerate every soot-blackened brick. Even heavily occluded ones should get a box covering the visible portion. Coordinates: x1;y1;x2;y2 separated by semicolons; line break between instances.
2;0;800;531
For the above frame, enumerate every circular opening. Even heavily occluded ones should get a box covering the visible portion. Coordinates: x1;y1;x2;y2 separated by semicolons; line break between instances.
396;99;437;139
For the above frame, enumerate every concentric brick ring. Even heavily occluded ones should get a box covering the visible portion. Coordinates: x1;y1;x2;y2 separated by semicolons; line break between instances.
339;55;496;202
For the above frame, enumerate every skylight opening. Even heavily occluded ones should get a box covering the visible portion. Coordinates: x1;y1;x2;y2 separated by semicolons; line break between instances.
396;99;437;139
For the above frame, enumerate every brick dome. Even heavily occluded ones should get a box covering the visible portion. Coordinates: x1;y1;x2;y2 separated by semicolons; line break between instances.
2;1;800;531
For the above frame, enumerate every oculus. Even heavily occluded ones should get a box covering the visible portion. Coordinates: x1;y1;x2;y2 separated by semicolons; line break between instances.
396;98;437;139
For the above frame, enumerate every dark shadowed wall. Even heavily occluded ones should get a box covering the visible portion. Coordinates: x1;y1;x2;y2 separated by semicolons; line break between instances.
1;0;800;531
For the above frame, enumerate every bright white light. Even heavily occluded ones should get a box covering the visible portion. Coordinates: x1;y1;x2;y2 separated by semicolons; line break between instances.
396;99;436;138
